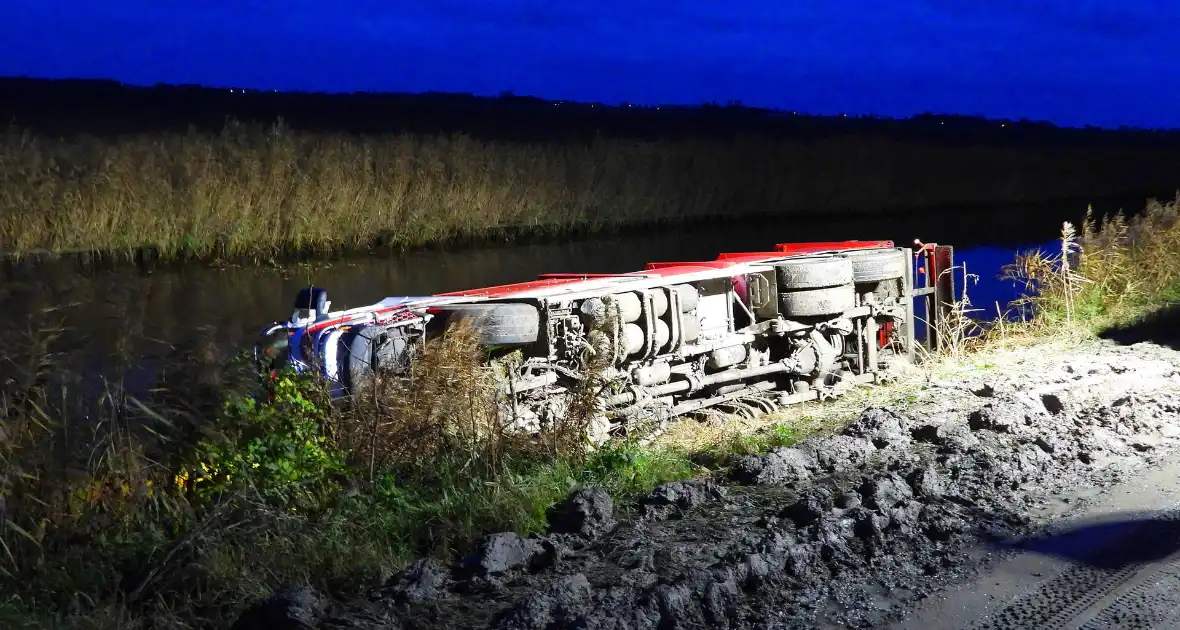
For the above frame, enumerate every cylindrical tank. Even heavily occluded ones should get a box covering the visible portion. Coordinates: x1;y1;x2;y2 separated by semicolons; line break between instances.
670;284;700;312
706;344;748;371
651;289;669;318
622;323;645;355
632;362;672;386
652;319;671;351
614;292;643;323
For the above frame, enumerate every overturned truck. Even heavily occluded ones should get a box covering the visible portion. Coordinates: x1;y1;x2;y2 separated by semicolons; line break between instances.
255;240;956;443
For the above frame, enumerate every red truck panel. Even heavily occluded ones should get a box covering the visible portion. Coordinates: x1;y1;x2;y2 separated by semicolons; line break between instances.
434;277;586;298
773;240;894;254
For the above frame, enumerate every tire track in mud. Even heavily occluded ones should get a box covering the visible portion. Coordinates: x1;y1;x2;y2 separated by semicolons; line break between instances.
1077;560;1180;630
907;455;1180;630
964;527;1180;630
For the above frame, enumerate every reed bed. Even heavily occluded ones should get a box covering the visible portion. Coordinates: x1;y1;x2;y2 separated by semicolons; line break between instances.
1004;194;1180;332
2;120;1173;260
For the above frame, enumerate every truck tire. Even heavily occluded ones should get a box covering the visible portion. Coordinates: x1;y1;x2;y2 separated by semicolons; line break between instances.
776;256;854;290
346;325;410;394
778;284;856;317
439;303;540;346
841;248;907;284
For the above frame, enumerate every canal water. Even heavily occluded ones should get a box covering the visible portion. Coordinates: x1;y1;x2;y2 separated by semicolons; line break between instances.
0;200;1112;402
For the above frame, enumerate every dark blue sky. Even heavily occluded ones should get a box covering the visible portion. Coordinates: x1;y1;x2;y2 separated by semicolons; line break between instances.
4;1;1179;128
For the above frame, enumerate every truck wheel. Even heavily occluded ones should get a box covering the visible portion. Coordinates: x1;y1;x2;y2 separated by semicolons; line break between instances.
776;256;854;290
841;248;906;284
778;284;856;317
346;325;410;394
439;303;540;346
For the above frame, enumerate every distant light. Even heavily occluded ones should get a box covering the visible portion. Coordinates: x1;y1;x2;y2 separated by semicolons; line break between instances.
1001;124;1006;127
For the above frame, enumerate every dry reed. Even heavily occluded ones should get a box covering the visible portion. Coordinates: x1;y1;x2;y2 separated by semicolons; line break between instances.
1004;194;1180;331
3;121;1176;260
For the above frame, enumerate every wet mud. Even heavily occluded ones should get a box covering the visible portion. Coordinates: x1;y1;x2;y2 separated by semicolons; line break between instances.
236;338;1180;629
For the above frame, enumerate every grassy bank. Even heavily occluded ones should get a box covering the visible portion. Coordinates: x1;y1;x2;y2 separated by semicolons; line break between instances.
0;322;704;629
2;121;1178;261
2;196;1178;628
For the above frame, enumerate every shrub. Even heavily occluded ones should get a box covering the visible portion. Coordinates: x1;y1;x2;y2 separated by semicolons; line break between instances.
176;369;346;512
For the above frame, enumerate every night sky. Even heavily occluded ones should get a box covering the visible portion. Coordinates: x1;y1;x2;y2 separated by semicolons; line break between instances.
4;1;1179;128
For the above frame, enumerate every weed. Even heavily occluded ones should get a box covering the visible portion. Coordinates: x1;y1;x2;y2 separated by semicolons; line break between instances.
579;441;695;498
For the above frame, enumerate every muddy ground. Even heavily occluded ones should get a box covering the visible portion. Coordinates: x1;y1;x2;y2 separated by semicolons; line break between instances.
235;336;1180;629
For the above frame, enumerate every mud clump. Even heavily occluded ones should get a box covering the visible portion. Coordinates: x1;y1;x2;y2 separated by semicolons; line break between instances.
843;406;913;448
968;402;1028;434
232;585;327;630
859;472;914;510
781;487;834;526
467;533;545;575
639;479;727;521
906;466;944;499
798;435;878;472
546;486;615;538
385;558;452;605
911;419;980;453
1041;392;1067;414
731;447;818;485
493;574;593;630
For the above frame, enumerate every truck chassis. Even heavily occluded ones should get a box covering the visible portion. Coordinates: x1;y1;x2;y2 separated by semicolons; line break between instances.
256;240;955;444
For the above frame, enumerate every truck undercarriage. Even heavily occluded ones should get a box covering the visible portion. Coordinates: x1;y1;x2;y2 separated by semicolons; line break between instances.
255;240;956;445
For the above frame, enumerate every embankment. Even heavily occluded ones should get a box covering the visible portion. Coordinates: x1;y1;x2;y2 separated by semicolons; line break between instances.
240;332;1180;629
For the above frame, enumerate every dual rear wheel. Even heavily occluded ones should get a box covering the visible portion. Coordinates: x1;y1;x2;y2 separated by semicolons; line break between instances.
774;248;907;317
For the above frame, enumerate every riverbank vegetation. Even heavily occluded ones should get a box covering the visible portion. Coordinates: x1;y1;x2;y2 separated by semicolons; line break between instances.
2;195;1178;628
1001;193;1180;334
0;321;698;628
3;120;1179;261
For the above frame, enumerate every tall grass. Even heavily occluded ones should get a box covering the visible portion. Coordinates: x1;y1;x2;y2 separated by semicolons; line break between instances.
2;120;1176;260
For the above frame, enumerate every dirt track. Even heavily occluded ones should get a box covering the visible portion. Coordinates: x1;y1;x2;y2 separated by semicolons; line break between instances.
236;335;1180;630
